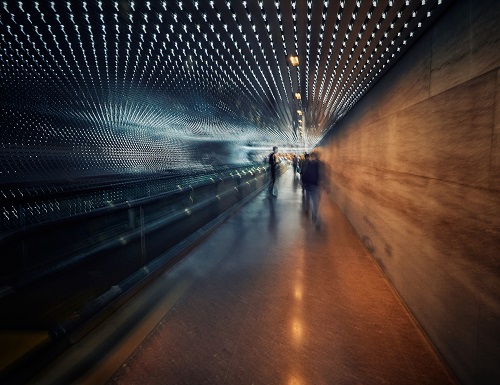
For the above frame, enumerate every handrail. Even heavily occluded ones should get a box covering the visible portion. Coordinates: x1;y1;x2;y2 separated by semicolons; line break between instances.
0;164;263;203
0;164;271;289
0;163;268;233
0;165;265;242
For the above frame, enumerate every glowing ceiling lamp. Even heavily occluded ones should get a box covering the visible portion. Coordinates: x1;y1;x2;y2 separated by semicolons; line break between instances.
288;54;299;66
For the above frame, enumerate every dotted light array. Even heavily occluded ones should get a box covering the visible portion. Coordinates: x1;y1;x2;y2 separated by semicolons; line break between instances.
0;0;450;184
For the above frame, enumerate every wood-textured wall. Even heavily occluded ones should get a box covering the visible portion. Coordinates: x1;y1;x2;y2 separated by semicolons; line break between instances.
319;1;500;384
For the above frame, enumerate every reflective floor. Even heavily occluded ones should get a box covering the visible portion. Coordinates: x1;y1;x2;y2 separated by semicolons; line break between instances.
33;169;457;385
104;169;456;385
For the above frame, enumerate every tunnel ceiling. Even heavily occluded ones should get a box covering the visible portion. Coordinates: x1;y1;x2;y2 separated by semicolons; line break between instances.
0;0;451;183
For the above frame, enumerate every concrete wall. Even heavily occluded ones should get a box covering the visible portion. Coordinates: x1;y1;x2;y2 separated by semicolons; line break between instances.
319;1;500;384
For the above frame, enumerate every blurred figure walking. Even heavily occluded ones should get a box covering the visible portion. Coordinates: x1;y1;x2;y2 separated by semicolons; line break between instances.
292;154;299;179
268;146;279;197
300;150;323;226
299;153;309;194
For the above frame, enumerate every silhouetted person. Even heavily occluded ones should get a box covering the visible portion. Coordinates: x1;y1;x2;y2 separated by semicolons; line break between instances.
301;150;323;226
292;154;298;178
268;146;279;197
299;153;309;193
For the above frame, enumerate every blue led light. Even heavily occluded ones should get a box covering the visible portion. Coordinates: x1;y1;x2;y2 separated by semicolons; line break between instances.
0;0;449;183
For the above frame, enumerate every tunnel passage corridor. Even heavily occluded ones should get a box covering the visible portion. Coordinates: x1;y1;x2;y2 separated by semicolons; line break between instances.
28;170;457;385
1;1;499;384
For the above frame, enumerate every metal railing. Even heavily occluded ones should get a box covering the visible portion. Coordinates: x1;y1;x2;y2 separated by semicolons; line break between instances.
0;164;266;232
0;164;270;288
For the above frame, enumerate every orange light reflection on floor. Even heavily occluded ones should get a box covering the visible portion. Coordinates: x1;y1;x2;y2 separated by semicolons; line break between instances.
288;374;304;385
294;286;303;300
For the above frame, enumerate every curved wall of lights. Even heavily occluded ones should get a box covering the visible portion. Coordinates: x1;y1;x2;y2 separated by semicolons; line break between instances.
0;0;451;184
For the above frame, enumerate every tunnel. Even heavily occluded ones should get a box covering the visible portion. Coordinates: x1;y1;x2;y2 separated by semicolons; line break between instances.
0;1;499;384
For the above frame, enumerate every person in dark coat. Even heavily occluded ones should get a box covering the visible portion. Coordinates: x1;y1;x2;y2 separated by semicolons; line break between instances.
300;150;323;226
299;153;310;193
292;154;299;179
268;146;279;196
